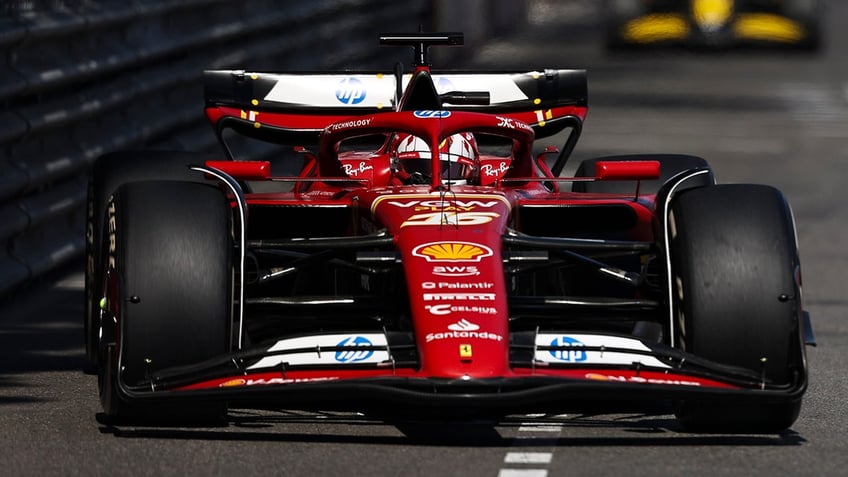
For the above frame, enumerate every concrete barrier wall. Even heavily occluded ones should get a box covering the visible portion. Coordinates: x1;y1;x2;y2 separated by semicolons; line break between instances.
0;0;528;295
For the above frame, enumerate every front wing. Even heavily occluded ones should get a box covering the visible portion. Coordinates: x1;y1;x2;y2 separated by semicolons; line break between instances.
112;330;807;413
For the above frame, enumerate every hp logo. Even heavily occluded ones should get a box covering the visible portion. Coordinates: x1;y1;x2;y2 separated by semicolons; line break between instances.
335;336;374;363
336;77;366;105
548;336;587;362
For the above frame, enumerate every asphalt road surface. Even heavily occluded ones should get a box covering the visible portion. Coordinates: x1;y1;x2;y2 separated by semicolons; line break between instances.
2;2;846;476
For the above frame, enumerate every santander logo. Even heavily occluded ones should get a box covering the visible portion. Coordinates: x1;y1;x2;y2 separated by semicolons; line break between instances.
425;320;503;343
447;319;480;331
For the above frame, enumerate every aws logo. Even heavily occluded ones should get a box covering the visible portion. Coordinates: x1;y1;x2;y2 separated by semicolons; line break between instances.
433;265;479;277
412;242;493;262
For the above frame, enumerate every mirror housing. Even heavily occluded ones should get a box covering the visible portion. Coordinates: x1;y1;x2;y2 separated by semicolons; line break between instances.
205;160;271;180
595;160;660;181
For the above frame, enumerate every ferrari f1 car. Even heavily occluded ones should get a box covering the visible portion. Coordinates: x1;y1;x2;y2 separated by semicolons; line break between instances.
84;32;813;432
604;0;822;49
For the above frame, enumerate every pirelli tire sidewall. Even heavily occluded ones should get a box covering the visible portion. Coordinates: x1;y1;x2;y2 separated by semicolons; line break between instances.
668;183;804;383
667;183;806;432
84;150;221;371
99;180;232;420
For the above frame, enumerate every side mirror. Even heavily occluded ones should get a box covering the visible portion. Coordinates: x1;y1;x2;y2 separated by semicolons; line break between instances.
594;160;660;181
204;160;271;180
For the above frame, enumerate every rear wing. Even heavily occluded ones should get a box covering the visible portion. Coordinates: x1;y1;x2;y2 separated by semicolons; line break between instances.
203;69;588;146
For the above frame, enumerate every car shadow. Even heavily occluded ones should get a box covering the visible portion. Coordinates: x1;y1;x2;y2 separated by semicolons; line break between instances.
96;408;807;447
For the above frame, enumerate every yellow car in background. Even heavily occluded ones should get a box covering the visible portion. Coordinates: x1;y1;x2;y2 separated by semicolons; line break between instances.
604;0;822;49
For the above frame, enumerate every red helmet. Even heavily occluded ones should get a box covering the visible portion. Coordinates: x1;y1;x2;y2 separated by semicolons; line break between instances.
394;133;478;184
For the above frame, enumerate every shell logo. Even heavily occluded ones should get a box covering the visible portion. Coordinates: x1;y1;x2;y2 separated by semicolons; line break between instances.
412;241;493;262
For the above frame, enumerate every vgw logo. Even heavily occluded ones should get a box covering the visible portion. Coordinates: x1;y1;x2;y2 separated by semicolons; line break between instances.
335;336;374;362
549;336;587;362
336;77;366;105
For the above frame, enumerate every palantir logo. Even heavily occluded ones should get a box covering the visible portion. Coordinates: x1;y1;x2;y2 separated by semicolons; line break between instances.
549;336;587;362
335;336;374;362
336;77;366;105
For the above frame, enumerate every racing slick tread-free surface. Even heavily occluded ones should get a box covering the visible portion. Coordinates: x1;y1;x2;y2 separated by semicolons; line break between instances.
668;184;804;432
101;180;231;422
84;151;220;371
572;154;712;195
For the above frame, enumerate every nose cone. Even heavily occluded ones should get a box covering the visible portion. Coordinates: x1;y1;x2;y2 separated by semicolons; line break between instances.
693;0;733;31
403;238;510;378
373;192;513;378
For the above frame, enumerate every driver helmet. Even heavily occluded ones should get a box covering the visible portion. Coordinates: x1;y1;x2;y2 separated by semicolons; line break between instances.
394;132;478;184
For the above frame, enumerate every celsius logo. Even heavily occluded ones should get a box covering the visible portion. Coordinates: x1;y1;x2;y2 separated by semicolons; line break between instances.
549;336;587;362
425;304;497;316
336;77;366;105
334;335;374;362
447;319;479;331
413;110;451;118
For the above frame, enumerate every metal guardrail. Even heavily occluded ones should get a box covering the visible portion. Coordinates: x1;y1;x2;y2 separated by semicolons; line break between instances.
0;0;527;296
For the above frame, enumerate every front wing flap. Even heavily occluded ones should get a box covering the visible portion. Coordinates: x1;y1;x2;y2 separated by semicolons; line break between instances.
114;331;806;411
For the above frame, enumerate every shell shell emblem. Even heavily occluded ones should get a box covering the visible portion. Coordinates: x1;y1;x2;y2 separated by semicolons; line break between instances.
412;242;493;262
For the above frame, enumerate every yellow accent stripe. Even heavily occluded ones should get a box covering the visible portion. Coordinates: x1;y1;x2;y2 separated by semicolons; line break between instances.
622;14;689;43
735;14;805;43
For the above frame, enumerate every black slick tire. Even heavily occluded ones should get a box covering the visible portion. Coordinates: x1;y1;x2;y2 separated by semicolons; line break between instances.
668;184;805;432
84;150;218;372
99;180;232;423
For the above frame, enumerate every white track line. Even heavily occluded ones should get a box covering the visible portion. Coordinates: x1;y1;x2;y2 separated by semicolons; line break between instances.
498;418;564;477
504;452;553;464
497;470;549;477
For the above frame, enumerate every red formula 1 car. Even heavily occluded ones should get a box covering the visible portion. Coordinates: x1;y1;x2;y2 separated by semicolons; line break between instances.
85;33;813;431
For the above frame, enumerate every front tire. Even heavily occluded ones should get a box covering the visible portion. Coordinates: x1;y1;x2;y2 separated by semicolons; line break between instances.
99;180;232;423
668;184;805;432
85;150;219;372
